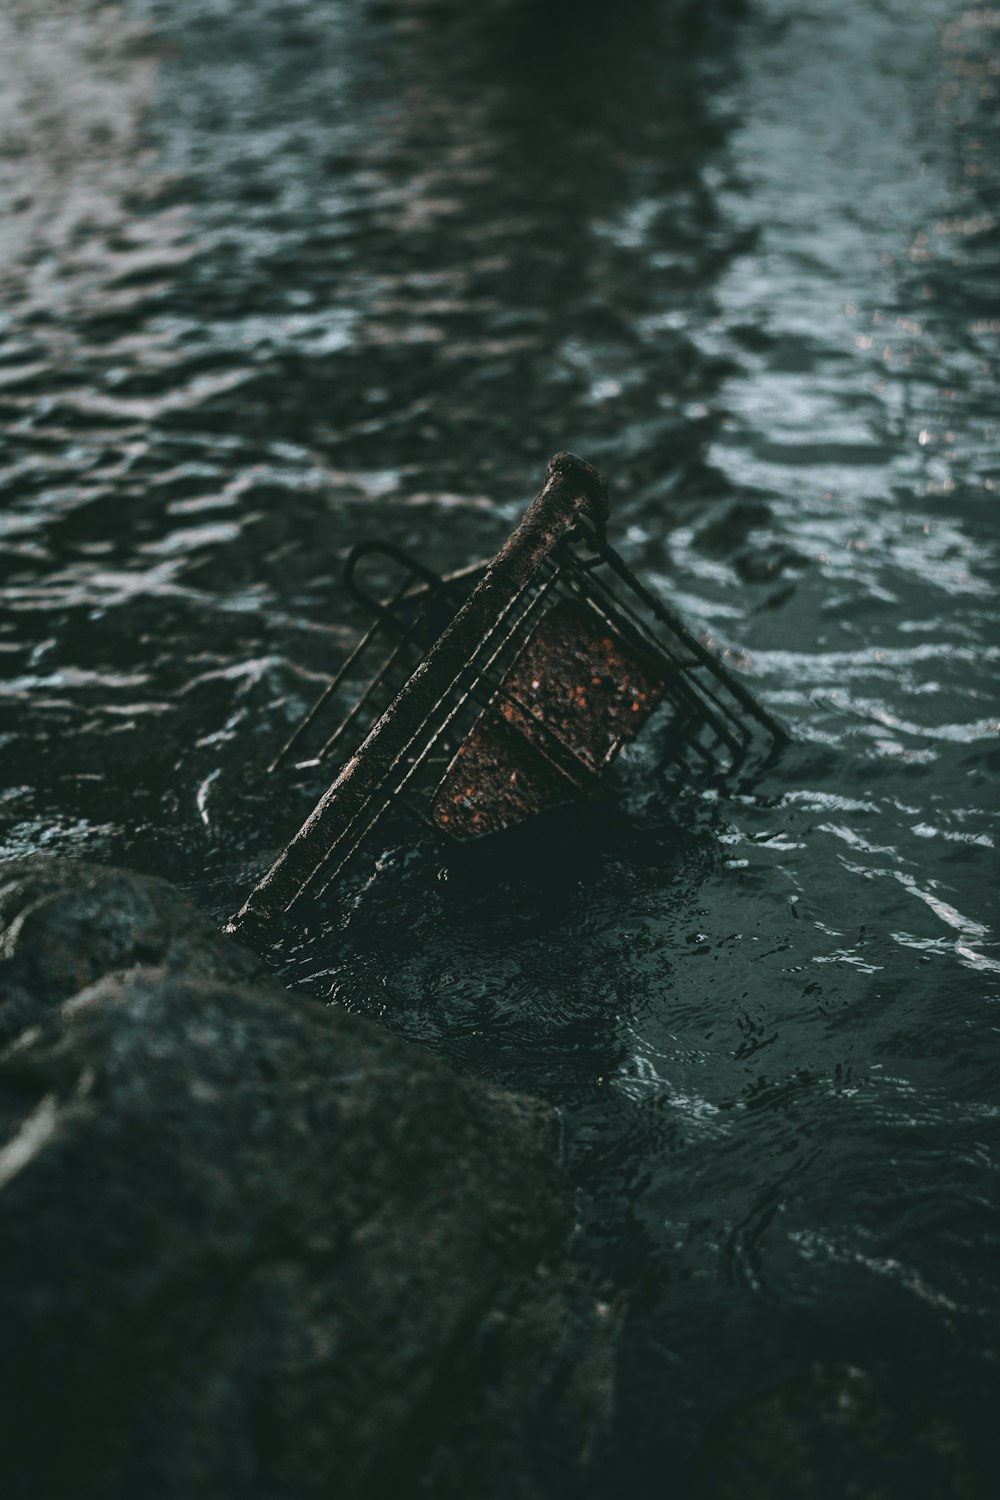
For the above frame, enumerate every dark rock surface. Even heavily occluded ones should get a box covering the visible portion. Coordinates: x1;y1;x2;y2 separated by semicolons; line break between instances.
0;859;615;1500
0;855;267;1043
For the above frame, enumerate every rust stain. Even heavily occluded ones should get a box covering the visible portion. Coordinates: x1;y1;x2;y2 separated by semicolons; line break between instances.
430;598;667;840
429;714;575;840
501;598;666;771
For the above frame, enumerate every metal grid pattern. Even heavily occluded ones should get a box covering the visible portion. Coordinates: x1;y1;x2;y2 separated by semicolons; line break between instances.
227;454;786;939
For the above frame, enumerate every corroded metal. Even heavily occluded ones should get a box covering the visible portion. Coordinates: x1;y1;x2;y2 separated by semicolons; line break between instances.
429;599;667;840
227;452;786;940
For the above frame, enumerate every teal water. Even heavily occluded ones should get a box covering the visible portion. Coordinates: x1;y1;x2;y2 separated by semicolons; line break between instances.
1;0;997;1490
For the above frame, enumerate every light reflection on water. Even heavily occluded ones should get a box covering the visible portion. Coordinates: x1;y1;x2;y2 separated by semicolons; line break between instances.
0;0;998;1487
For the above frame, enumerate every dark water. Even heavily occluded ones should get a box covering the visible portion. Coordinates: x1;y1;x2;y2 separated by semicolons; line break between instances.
2;0;998;1490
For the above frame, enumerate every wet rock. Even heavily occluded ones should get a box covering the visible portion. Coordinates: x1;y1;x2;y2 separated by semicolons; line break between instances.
0;949;614;1498
0;855;266;1042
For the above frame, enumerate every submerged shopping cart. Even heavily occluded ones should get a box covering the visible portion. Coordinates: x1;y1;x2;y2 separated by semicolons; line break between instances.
226;453;786;939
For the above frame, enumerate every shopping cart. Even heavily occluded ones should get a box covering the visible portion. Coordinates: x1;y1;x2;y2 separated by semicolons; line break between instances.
226;453;786;939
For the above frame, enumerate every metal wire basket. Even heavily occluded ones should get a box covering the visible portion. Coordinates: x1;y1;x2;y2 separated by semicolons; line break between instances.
227;453;786;939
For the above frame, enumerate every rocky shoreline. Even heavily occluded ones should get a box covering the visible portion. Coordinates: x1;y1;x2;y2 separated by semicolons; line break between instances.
0;857;616;1499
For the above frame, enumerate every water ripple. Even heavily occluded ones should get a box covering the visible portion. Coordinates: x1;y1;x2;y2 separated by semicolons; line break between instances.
1;0;999;1484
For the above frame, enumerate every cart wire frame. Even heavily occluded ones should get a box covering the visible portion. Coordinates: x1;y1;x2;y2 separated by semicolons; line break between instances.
226;453;786;940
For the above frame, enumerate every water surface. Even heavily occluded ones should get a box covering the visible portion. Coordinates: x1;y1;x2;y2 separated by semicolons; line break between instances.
1;0;998;1490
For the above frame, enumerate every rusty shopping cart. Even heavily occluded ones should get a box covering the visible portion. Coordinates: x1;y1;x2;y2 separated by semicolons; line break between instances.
226;453;786;940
